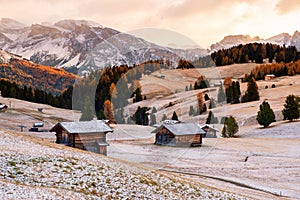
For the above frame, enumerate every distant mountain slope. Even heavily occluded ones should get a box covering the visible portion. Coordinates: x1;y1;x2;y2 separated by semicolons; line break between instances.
210;31;300;52
0;49;77;94
0;18;206;75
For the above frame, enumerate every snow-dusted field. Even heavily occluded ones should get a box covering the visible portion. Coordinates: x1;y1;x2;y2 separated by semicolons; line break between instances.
0;130;247;199
108;122;300;199
1;68;300;199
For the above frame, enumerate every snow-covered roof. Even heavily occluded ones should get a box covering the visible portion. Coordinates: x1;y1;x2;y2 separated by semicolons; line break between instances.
0;104;7;109
151;123;205;136
50;120;113;134
152;120;179;127
200;124;219;132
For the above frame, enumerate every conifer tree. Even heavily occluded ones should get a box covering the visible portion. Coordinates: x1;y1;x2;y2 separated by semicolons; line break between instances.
132;106;149;125
217;84;226;103
161;114;167;121
221;116;238;137
226;85;233;103
209;98;216;109
172;111;179;121
282;95;300;121
206;111;218;124
80;97;94;121
152;107;157;114
256;101;275;127
241;77;259;102
189;105;195;116
150;114;157;125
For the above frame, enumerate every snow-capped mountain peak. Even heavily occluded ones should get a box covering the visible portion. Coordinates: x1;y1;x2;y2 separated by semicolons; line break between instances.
0;48;22;63
210;32;300;52
0;18;26;30
0;19;207;74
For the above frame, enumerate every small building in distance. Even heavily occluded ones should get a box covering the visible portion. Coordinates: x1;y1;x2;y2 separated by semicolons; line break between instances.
157;74;165;78
265;74;275;81
0;104;8;112
151;123;206;147
200;124;218;138
29;122;44;132
50;120;113;156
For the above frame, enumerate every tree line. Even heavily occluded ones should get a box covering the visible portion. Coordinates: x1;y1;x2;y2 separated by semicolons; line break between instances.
178;43;300;69
245;60;300;81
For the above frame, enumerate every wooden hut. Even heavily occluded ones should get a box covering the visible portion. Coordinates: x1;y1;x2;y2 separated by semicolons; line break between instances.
50;120;113;155
151;123;206;147
201;124;218;138
265;74;275;81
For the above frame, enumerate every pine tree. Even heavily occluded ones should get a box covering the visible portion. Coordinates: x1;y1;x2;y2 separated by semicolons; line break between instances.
132;106;149;125
209;98;216;109
134;87;143;102
241;77;259;102
172;111;179;121
232;81;240;104
97;110;106;120
161;114;167;121
206;111;218;124
189;105;195;116
282;95;300;121
256;101;275;127
226;86;233;103
221;116;238;137
150;114;157;125
217;84;226;103
185;85;189;91
115;108;125;124
152;107;157;114
80;97;94;121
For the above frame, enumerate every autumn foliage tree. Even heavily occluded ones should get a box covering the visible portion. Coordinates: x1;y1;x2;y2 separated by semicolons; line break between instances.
104;100;115;122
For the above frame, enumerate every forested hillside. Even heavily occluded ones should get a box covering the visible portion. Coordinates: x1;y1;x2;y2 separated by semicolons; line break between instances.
0;59;77;94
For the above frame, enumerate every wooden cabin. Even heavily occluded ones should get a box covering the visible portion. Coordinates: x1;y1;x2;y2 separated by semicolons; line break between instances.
201;124;218;138
151;123;206;147
265;74;275;81
50;120;113;155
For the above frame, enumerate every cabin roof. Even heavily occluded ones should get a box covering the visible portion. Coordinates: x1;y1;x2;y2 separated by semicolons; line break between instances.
200;124;219;132
151;123;205;136
50;120;113;134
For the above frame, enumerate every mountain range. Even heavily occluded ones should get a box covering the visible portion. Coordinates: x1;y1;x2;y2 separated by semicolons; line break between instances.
0;18;206;75
1;18;300;75
210;32;300;52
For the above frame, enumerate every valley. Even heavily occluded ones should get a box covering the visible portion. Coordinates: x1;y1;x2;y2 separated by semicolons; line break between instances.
1;62;300;199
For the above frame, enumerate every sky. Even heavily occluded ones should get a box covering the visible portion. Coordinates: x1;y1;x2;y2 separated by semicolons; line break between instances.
1;0;300;48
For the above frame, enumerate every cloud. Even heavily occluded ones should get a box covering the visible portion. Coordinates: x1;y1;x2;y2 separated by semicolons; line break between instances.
276;0;300;15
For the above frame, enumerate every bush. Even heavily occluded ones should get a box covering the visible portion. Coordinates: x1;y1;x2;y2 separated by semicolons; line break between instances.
271;84;276;88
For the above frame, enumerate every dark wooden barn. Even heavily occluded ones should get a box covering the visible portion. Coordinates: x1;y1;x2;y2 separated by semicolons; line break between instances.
50;120;113;155
151;123;206;147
